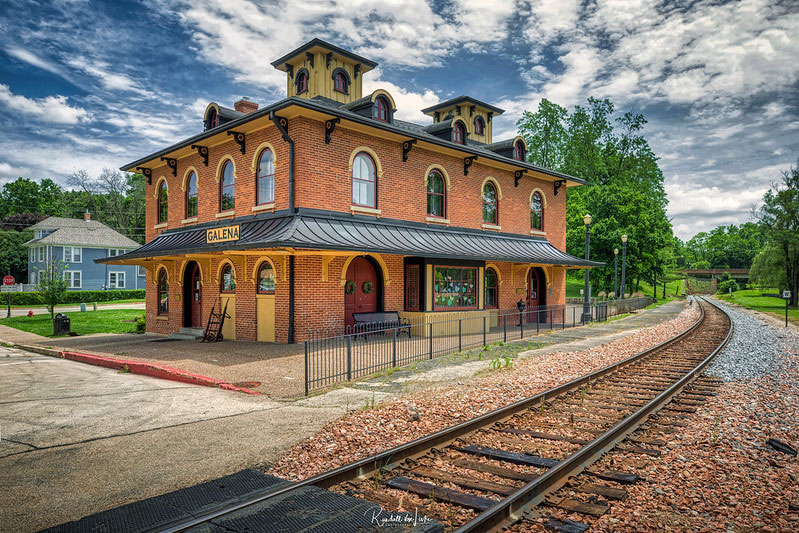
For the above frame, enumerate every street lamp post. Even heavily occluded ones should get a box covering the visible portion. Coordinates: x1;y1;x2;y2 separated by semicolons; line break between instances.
620;234;628;300
583;214;592;323
613;248;619;299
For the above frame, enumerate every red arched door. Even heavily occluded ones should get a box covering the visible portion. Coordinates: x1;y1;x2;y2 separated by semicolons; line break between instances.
186;262;202;327
526;268;542;323
344;257;378;327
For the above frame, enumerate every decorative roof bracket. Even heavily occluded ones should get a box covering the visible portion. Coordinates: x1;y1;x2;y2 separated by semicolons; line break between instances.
470;105;476;117
285;63;293;78
227;130;246;154
160;157;177;177
324;117;340;144
402;139;417;162
271;114;290;142
487;111;493;123
354;63;361;79
325;52;333;68
191;144;209;166
514;170;526;187
136;167;152;184
305;52;314;67
464;156;478;176
554;179;567;195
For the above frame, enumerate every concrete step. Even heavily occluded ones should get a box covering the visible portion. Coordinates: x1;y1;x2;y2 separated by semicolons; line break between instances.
168;327;204;340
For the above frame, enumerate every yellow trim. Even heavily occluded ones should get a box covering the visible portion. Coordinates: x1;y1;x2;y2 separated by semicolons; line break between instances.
518;264;551;288
370;89;397;111
348;146;384;178
250;141;278;174
485;263;503;285
152;264;170;285
204;102;220;124
529;187;548;208
252;256;279;285
339;253;392;287
478;266;484;309
321;255;337;282
350;205;382;216
215;155;236;184
181;167;199;193
424;164;452;191
152;176;168;199
481;176;503;200
181;258;205;286
512;135;528;152
216;258;237;285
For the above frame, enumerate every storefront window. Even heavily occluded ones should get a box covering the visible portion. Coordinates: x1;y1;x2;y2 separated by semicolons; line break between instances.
220;264;236;292
434;266;477;309
157;268;168;315
257;263;275;293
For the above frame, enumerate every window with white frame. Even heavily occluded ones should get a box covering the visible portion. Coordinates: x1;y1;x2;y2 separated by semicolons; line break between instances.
64;246;82;263
29;248;34;262
109;271;126;289
37;247;44;262
34;230;42;239
138;265;146;277
108;249;124;257
64;270;82;289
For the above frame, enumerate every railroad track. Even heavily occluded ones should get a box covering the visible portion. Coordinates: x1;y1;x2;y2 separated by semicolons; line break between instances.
164;296;732;532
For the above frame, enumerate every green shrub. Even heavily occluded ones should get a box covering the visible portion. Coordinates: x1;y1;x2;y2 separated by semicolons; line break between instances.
10;289;145;306
135;314;146;333
717;280;740;294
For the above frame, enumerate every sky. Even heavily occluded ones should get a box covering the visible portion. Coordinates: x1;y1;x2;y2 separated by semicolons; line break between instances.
0;0;797;240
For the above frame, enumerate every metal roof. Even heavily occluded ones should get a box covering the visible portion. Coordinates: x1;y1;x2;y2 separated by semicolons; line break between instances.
97;209;602;268
270;38;378;70
421;96;505;116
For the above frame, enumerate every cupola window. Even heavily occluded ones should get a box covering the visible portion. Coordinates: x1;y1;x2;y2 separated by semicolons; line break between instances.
207;107;218;130
454;121;466;144
332;68;350;94
295;70;308;94
474;116;485;135
513;140;525;161
374;96;389;122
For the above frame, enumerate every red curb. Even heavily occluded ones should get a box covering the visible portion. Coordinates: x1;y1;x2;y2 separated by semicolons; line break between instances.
59;351;262;395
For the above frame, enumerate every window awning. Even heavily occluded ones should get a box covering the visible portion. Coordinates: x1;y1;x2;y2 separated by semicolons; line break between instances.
96;209;603;268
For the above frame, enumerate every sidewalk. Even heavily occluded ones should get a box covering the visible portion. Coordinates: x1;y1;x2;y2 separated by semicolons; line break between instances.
4;301;144;317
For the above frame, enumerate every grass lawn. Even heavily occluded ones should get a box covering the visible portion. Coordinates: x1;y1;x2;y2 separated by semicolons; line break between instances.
566;276;683;299
9;298;145;309
0;309;143;337
717;288;798;325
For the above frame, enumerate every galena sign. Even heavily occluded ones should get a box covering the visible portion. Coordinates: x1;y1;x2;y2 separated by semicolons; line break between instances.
207;224;240;244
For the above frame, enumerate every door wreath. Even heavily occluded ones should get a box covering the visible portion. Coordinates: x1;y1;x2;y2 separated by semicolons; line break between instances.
362;280;375;294
344;280;356;294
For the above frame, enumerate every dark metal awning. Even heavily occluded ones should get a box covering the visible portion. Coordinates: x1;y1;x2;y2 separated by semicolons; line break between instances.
97;209;603;268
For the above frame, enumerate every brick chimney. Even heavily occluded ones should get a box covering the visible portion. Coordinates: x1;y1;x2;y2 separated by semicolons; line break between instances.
84;210;91;221
234;97;258;114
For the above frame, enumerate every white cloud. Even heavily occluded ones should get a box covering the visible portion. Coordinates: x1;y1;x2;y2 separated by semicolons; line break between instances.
5;46;76;84
0;162;32;182
66;57;156;98
363;70;439;123
0;84;89;124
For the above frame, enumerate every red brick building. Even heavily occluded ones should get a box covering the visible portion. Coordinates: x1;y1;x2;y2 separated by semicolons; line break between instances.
101;38;598;343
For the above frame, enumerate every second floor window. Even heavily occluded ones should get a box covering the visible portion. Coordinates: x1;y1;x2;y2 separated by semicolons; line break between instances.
374;96;389;122
220;160;235;212
257;149;275;205
531;191;544;231
352;152;376;208
482;182;498;225
514;140;525;161
157;180;168;224
454;121;465;144
426;170;445;218
186;172;198;218
474;116;485;135
64;246;82;263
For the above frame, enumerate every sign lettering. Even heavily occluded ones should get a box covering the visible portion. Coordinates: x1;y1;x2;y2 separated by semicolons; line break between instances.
206;225;240;244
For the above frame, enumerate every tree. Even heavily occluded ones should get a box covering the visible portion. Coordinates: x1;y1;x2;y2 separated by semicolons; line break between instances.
517;99;568;169
756;160;799;306
0;178;41;218
750;244;788;290
35;260;70;321
0;230;33;281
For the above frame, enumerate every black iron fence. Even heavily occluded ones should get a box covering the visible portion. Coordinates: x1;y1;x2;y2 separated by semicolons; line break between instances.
304;297;652;394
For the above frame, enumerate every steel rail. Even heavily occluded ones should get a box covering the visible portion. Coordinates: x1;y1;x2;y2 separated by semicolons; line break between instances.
456;295;733;531
160;298;715;533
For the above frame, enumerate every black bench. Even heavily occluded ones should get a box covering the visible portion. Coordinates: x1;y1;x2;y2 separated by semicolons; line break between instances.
352;311;411;341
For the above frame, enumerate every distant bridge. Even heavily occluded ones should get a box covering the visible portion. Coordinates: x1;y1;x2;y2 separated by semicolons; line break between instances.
680;269;749;280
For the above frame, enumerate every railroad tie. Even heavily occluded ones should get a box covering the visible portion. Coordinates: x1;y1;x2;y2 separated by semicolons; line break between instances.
576;482;628;500
410;466;517;496
456;445;559;468
448;458;539;482
384;476;496;511
544;496;610;517
541;516;590;532
584;469;639;484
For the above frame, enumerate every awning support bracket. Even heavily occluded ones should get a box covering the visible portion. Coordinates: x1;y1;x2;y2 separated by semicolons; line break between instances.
137;167;153;185
402;139;417;162
464;156;478;176
271;114;290;142
514;170;526;187
325;118;340;144
160;157;177;177
191;144;209;166
554;179;566;195
227;130;246;154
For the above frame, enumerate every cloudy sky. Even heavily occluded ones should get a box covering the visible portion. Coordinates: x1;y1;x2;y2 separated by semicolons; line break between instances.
0;0;797;239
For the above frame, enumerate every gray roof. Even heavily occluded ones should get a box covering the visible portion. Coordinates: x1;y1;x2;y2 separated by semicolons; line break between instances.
98;208;601;268
421;95;505;116
270;38;378;69
25;217;140;248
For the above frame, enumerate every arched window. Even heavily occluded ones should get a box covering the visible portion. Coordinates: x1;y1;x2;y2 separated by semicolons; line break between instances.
207;108;218;129
257;262;275;294
157;180;168;224
513;140;525;161
185;172;198;218
256;149;275;205
219;160;235;211
374;96;389;122
333;69;349;94
531;191;544;231
157;268;169;315
296;70;308;94
453;121;466;144
474;116;485;135
426;170;445;218
220;264;236;293
482;181;498;224
484;268;498;309
352;152;376;208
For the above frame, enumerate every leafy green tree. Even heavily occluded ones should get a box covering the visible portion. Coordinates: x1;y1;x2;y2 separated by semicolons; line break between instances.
0;230;33;281
35;260;70;320
517;99;568;169
750;243;788;290
0;178;41;218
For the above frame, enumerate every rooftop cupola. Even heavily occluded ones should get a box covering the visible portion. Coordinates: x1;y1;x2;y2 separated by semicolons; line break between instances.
271;38;378;104
421;96;504;145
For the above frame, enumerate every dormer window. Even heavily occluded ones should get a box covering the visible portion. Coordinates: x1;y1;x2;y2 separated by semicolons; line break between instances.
374;96;389;122
474;116;485;135
454;121;466;144
513;140;526;161
332;68;350;94
207;107;218;129
295;69;309;94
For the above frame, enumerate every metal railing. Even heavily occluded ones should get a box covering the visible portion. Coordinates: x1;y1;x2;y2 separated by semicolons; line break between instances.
304;297;652;394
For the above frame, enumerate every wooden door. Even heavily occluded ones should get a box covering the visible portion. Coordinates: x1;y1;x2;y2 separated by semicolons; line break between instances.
190;263;202;327
526;268;541;323
344;257;378;327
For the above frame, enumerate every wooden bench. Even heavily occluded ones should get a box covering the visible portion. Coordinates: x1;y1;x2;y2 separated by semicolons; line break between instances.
352;311;411;341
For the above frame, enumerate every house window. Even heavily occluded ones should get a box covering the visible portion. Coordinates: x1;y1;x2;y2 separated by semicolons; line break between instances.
157;268;168;315
37;247;44;262
482;182;498;225
108;249;127;257
474;116;485;135
352;152;376;208
157;180;168;224
257;263;275;294
64;246;82;263
434;266;477;310
256;149;275;205
186;171;198;218
374;96;389;122
296;70;308;94
34;230;42;239
138;265;146;277
333;69;349;93
531;191;544;231
513;140;525;161
220;264;236;292
219;160;235;211
484;268;498;309
426;170;446;218
109;271;126;289
207;108;218;129
64;270;82;289
405;264;420;312
453;121;465;144
29;248;34;263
